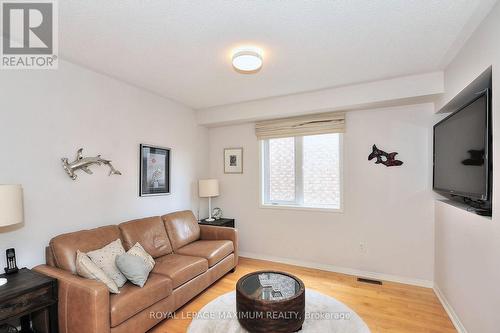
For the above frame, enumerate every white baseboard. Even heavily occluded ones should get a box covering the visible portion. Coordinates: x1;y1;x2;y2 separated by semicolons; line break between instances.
433;284;468;333
239;251;434;288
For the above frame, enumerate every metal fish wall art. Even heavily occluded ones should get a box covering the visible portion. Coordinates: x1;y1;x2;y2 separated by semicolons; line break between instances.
62;148;122;180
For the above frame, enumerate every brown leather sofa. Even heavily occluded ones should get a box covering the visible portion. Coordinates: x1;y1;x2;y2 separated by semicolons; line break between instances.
33;210;238;333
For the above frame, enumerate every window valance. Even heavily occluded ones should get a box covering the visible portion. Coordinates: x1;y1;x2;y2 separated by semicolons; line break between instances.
255;111;345;140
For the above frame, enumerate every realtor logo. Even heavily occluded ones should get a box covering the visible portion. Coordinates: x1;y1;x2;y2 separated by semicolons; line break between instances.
1;0;58;69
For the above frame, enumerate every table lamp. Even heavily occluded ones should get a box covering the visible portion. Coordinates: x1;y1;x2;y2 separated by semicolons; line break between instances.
198;179;219;222
0;185;24;286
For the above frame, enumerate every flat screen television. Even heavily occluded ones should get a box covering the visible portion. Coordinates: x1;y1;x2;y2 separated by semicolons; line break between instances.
433;90;492;206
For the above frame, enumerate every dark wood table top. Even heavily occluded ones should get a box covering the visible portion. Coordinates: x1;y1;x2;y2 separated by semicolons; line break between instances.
199;217;235;227
0;268;55;300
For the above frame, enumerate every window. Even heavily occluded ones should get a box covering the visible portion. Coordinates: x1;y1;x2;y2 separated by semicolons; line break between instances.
261;133;342;210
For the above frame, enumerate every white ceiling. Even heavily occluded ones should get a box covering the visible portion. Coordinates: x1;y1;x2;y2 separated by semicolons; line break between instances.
59;0;496;109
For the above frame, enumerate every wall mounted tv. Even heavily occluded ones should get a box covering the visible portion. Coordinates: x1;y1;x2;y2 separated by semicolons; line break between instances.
433;68;492;215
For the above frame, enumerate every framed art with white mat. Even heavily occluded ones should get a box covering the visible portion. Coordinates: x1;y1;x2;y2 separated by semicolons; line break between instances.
139;144;171;196
224;148;243;174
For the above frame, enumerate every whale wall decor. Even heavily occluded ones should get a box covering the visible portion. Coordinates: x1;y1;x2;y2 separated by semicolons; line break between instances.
368;144;403;167
62;148;122;180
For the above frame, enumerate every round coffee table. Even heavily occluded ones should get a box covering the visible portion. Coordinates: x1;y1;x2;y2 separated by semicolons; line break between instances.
236;271;305;332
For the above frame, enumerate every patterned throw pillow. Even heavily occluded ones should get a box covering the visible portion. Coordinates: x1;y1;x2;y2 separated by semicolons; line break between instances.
127;242;155;270
76;250;120;294
87;239;127;288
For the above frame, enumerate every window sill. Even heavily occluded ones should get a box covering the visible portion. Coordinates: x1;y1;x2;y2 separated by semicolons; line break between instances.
260;204;343;213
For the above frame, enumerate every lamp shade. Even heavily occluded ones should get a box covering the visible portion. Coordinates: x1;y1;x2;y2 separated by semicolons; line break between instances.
0;185;24;227
198;179;219;198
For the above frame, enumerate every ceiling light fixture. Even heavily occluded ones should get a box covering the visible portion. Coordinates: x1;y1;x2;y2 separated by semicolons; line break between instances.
232;48;263;74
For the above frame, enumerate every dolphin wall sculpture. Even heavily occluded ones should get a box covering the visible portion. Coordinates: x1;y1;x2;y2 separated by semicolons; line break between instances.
62;148;122;180
368;144;403;167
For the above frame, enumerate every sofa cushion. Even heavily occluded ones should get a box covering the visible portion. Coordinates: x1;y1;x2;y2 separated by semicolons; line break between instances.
161;210;200;250
76;250;119;293
87;239;127;288
119;216;173;258
176;240;233;267
116;253;153;288
50;225;122;273
127;242;155;270
110;273;172;327
153;254;208;288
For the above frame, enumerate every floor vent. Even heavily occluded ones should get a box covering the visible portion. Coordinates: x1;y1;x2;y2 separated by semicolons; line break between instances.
357;277;382;285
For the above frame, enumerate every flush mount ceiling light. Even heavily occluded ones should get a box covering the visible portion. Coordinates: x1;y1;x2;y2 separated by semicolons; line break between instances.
232;48;263;74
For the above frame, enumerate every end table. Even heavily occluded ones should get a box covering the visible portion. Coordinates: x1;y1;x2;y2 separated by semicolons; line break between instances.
0;268;58;333
199;217;235;228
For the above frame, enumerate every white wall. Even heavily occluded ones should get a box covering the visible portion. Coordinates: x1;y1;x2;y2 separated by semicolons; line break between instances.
197;72;443;126
434;2;500;332
208;104;435;283
435;202;499;333
0;60;208;269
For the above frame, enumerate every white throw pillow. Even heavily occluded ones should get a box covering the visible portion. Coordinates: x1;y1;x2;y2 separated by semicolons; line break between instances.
127;242;155;270
87;239;127;288
76;250;120;294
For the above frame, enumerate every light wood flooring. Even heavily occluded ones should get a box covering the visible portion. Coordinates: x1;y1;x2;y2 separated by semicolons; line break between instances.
151;257;456;333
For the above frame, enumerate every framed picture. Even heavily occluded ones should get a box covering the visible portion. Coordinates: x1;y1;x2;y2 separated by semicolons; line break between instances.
224;147;243;174
139;144;171;196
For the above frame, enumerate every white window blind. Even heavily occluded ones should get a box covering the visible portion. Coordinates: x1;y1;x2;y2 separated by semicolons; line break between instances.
255;112;345;140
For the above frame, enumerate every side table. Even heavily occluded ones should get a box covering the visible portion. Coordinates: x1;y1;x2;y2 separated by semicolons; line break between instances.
0;268;58;333
199;217;235;228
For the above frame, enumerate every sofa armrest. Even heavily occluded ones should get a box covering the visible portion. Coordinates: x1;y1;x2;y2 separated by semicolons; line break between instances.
199;225;239;266
33;265;110;333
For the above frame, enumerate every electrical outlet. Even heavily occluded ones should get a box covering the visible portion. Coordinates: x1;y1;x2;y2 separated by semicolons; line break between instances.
359;242;367;253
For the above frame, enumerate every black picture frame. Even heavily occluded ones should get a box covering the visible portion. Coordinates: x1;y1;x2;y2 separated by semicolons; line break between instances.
139;144;171;196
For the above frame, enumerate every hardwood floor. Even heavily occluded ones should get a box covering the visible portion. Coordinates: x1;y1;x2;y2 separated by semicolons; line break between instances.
150;257;456;333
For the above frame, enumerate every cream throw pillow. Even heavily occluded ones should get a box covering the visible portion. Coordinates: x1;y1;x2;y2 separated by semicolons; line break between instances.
87;239;127;288
76;250;120;294
127;242;155;270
